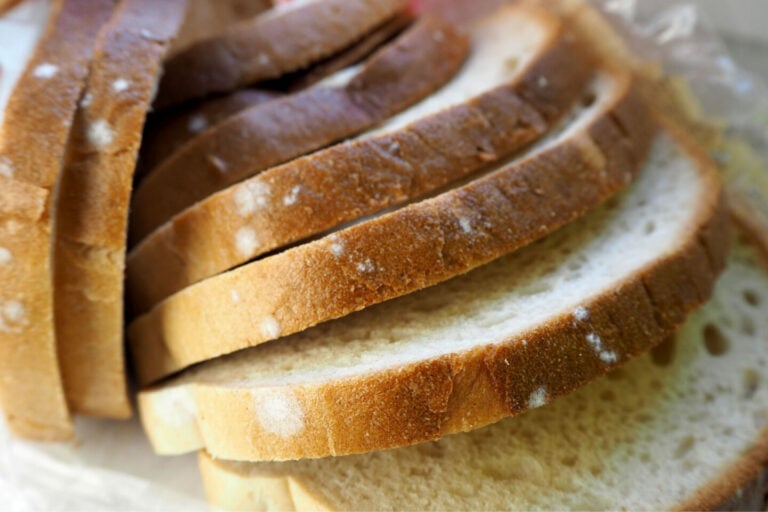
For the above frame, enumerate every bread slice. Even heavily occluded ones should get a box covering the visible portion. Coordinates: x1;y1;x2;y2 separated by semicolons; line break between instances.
154;0;407;108
0;0;113;440
136;125;728;460
52;0;187;419
137;11;411;180
129;61;652;384
129;16;469;242
197;231;765;511
126;3;595;313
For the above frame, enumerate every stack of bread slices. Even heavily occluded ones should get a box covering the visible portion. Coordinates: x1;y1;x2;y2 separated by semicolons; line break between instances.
1;0;767;509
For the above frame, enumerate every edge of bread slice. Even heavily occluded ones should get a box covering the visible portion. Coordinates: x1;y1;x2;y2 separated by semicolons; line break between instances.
129;16;469;242
196;227;765;511
129;60;653;385
52;0;187;419
126;2;594;312
136;121;728;460
154;0;408;108
0;0;113;440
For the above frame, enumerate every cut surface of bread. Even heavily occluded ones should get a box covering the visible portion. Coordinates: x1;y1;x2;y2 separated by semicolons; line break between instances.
129;61;652;385
0;0;113;440
129;16;469;242
198;233;765;511
154;0;408;108
137;127;727;460
53;0;187;419
126;3;594;312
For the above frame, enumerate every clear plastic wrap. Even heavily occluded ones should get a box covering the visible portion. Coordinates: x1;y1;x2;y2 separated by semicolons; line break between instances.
0;0;765;509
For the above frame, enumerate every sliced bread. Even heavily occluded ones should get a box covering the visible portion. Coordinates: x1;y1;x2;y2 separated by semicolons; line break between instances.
129;16;469;242
0;0;113;440
126;3;594;312
53;0;187;419
197;230;763;511
129;63;652;384
154;0;408;108
136;125;728;460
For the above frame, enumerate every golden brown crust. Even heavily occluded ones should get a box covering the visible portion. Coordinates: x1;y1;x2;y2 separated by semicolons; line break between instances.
0;0;23;15
53;0;187;419
126;13;592;313
0;0;113;440
129;17;469;243
137;123;727;460
129;66;654;386
155;0;408;108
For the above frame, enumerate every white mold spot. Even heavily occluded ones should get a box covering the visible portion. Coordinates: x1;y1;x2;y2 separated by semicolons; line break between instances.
234;181;271;216
283;185;301;206
257;53;270;66
357;259;375;273
586;332;603;350
87;119;115;149
235;227;259;257
537;76;549;88
230;289;241;303
260;316;281;339
140;29;153;39
330;241;345;257
433;29;445;42
459;217;472;234
528;387;547;409
33;62;58;78
0;157;14;178
573;306;590;322
600;350;618;364
253;388;305;438
0;248;11;265
0;300;27;333
586;332;617;364
388;141;400;154
112;78;129;92
208;154;228;173
187;114;208;134
152;386;197;428
79;92;93;108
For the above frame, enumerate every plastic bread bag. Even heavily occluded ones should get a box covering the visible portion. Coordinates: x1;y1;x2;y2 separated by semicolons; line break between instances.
0;0;766;509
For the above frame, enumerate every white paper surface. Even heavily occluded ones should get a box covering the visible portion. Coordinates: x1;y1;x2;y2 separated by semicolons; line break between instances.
0;0;765;510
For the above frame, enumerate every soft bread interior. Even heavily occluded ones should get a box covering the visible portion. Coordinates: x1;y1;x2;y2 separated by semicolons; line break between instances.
148;132;701;390
200;237;766;511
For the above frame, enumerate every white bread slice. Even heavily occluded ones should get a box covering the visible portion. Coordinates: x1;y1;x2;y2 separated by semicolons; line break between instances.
52;0;187;419
128;63;652;385
126;3;594;312
0;0;113;440
154;0;408;108
136;125;728;460
129;17;469;242
197;231;764;511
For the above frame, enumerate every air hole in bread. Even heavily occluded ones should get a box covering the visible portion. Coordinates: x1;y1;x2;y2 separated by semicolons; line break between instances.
703;323;730;356
674;436;695;459
599;390;615;402
606;368;626;380
743;369;760;399
635;412;654;423
743;289;762;306
650;335;676;367
644;220;656;235
561;454;578;467
589;465;603;477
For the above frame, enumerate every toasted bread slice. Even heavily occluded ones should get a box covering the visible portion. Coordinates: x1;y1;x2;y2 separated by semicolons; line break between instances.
0;0;113;440
129;62;653;385
136;125;727;459
129;16;469;242
126;3;594;312
154;0;407;108
197;229;767;511
52;0;187;419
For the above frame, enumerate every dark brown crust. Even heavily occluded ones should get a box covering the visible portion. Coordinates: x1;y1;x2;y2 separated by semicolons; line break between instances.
129;17;469;243
53;0;187;419
137;89;281;181
154;0;408;108
137;123;728;461
129;66;655;385
126;13;592;313
0;0;113;440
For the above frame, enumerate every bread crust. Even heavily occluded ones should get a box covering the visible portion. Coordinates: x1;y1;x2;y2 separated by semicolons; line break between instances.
126;8;592;313
129;16;469;242
53;0;187;419
129;64;654;384
0;0;113;440
154;0;408;108
137;122;727;460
